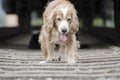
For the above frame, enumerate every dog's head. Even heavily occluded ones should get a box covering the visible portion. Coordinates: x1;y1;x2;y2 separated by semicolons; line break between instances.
55;6;79;33
43;1;79;41
55;6;75;34
44;3;79;41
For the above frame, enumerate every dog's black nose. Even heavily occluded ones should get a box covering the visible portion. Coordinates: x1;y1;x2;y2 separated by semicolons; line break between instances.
62;29;67;33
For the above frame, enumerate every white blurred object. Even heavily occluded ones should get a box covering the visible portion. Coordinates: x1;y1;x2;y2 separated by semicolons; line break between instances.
39;61;47;64
6;14;18;27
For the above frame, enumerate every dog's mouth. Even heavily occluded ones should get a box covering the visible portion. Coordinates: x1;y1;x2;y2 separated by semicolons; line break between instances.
60;34;67;42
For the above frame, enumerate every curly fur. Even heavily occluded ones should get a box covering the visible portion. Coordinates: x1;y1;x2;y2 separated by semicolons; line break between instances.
39;0;79;64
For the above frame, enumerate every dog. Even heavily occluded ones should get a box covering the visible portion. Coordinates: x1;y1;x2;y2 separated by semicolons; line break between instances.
38;0;79;64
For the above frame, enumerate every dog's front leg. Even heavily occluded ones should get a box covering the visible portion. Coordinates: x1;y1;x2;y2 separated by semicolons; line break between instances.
46;42;55;62
59;45;67;62
66;38;79;64
67;46;79;64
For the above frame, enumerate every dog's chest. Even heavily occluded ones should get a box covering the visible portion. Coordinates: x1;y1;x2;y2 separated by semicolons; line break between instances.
50;32;60;44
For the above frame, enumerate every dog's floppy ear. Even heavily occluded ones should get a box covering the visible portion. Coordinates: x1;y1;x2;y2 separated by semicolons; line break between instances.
43;12;55;33
70;11;79;34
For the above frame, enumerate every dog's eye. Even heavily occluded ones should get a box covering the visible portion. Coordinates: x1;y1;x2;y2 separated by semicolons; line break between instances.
57;18;61;21
67;18;71;21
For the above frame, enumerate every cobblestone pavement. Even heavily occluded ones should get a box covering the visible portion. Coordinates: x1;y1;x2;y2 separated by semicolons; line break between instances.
0;46;120;80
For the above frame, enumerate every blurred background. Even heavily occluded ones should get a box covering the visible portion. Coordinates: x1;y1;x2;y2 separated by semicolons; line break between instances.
0;0;120;80
0;0;120;49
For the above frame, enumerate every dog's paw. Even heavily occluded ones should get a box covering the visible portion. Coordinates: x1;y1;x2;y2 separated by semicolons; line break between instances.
46;56;61;62
56;56;61;61
46;57;54;62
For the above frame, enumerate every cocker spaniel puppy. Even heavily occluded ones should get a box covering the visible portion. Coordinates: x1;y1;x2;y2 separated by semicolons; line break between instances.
39;0;79;64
